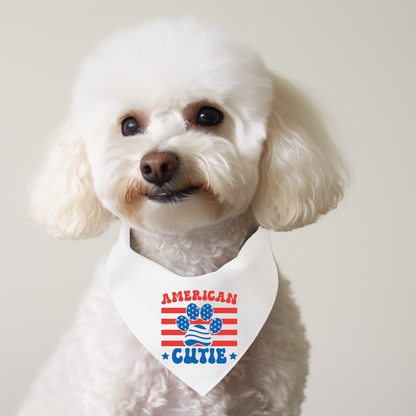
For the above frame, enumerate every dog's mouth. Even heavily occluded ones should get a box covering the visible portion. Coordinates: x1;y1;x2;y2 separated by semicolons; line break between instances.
147;187;199;204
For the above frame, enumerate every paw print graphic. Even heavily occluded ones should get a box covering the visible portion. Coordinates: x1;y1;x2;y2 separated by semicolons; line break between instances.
176;303;223;347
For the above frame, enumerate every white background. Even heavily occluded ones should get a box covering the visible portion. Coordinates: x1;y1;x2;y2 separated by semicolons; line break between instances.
1;1;415;415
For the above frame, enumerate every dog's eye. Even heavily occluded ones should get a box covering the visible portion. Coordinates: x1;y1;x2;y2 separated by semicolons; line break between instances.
197;107;222;126
122;117;141;136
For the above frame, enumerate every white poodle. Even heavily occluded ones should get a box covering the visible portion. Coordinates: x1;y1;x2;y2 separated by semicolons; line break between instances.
19;17;346;416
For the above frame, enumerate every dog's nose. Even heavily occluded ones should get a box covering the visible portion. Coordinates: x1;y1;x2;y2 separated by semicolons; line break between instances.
140;152;179;186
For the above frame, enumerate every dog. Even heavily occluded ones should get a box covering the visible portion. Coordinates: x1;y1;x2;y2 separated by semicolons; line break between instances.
19;17;346;416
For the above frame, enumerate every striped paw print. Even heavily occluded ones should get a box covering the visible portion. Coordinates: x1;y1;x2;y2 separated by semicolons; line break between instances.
176;303;223;347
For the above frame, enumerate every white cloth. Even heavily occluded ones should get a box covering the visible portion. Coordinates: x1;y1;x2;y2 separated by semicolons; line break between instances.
106;222;279;396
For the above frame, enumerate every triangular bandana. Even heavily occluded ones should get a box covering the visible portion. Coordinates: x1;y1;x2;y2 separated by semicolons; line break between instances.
106;222;279;396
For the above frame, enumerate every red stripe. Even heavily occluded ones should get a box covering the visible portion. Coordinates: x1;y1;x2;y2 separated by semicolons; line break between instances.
161;319;176;324
161;341;238;347
162;318;238;325
162;330;185;335
214;308;237;313
162;341;189;347
161;308;186;313
190;319;212;324
222;319;237;324
161;307;237;314
161;318;213;325
161;329;238;336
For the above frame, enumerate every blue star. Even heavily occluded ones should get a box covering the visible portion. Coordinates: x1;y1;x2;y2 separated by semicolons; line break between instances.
230;353;237;360
162;352;169;360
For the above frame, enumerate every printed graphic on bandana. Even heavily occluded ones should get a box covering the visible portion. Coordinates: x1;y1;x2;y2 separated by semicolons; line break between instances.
160;290;238;364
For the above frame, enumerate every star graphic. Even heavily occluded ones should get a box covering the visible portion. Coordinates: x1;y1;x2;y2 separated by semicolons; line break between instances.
162;352;169;360
230;353;237;360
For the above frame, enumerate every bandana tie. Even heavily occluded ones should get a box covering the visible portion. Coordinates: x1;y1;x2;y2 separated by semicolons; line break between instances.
106;222;278;396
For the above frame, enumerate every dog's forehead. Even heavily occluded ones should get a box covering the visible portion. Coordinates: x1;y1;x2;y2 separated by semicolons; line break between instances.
72;18;272;119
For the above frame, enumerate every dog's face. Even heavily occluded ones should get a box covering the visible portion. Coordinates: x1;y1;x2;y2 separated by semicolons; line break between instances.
30;18;346;239
71;20;273;233
70;19;274;234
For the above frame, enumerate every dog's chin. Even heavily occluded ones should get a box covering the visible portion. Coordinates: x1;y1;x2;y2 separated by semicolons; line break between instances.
146;187;199;204
120;188;243;235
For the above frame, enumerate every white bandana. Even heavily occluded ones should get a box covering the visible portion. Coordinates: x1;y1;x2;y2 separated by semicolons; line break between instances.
106;222;278;396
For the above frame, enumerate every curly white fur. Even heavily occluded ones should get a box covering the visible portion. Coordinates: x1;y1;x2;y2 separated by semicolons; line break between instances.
22;16;347;416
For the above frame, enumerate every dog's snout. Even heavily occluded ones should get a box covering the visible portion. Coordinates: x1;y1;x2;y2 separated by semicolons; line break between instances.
140;152;179;186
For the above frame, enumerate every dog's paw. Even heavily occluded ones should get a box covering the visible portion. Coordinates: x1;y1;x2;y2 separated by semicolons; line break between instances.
176;303;222;346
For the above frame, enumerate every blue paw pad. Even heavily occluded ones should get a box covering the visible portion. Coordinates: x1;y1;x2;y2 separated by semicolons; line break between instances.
184;324;212;347
209;318;223;334
176;315;190;332
186;303;199;321
200;304;213;321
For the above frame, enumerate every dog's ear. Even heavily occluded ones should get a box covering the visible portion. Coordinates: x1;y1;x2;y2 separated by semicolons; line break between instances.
252;72;348;231
29;119;113;239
